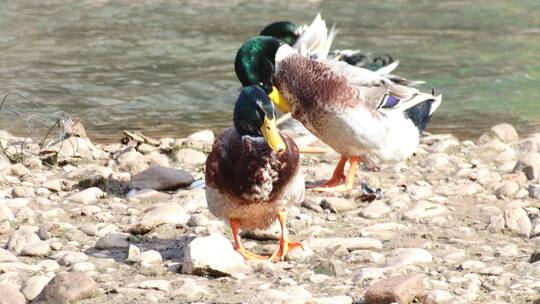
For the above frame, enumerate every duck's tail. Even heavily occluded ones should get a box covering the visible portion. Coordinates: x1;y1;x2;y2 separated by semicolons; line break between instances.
294;13;338;60
404;93;442;132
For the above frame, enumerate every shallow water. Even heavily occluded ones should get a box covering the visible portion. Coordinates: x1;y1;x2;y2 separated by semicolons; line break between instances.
1;0;539;142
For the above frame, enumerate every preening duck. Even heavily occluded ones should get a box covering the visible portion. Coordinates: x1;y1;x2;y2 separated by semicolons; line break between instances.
205;85;304;260
235;37;442;192
260;13;397;73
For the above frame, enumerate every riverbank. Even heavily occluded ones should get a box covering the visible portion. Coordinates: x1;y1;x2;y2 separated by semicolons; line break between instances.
0;122;538;303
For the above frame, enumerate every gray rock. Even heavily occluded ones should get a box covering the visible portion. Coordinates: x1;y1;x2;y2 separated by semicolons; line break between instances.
514;153;540;180
58;252;89;266
504;207;531;237
0;205;14;222
174;148;206;166
187;214;208;227
21;276;51;301
128;250;162;266
305;237;382;252
529;184;540;199
10;164;30;177
360;201;392;219
20;241;51;257
301;199;323;212
170;278;208;299
495;181;519;198
70;262;95;272
487;214;505;233
138;280;170;292
182;233;250;277
321;197;355;212
186;130;215;148
132;203;189;232
403;201;448;220
353;267;384;282
95;232;130;249
7;229;40;254
0;249;17;262
11;186;35;198
385;248;433;268
425;289;453;304
117;150;149;174
42;180;63;192
306;296;353;304
32;272;98;304
66;187;104;204
460;260;486;272
0;283;26;304
424;153;449;169
0;221;11;235
478;123;519;144
79;223;98;236
364;274;425;304
129;166;194;191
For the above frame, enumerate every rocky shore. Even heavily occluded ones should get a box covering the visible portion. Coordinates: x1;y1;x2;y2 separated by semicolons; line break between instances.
0;122;539;303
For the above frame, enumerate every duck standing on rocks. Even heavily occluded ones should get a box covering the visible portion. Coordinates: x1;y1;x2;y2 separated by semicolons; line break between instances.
260;13;397;73
235;36;442;192
205;85;304;261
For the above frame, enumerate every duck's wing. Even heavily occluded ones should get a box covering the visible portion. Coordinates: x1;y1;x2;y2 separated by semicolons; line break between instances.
320;58;441;116
328;49;400;74
293;13;338;60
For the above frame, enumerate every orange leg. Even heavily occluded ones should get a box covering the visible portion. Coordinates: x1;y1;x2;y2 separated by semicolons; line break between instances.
314;156;360;192
311;156;347;189
230;218;268;260
269;210;304;261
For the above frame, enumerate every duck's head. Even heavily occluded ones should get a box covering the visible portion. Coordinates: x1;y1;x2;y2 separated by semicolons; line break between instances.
235;36;292;113
260;21;301;46
234;85;286;152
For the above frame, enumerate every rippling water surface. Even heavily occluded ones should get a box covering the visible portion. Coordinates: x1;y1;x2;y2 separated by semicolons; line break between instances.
1;0;539;142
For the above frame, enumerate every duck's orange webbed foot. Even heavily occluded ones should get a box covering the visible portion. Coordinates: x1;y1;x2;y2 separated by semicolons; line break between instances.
313;156;359;192
230;218;269;260
269;210;304;261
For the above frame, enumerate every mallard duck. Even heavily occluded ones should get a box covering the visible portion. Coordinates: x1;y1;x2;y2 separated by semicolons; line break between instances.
260;13;397;73
205;85;304;260
235;37;442;192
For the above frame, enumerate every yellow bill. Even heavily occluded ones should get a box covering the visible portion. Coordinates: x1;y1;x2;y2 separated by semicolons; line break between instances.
260;116;286;151
268;86;291;113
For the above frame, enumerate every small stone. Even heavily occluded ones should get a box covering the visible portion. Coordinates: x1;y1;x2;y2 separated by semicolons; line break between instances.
385;248;433;268
403;201;447;220
58;252;89;266
38;260;60;272
187;214;208;227
7;229;40;254
71;262;95;272
11;164;30;177
504;207;531;237
67;187;104;204
306;296;353;304
424;153;449;168
364;274;425;304
95;232;130;249
425;289;453;304
20;241;51;257
0;221;11;235
129;166;195;191
478;123;519;144
353;268;384;282
301;199;323;212
514;153;540;180
186;130;215;148
32;272;98;304
138;280;170;292
321;197;355;212
11;186;34;198
79;223;98;236
495;181;519;198
0;283;26;304
305;237;382;252
182;233;250;277
132;203;189;233
529;184;540;199
360;201;392;219
174;148;206;166
171;278;208;299
129;250;162;266
460;260;486;272
0;205;14;222
42;180;63;192
21;276;51;301
117;150;149;174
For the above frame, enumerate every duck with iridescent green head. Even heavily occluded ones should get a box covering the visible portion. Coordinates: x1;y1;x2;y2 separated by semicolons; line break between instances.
260;13;397;73
205;85;304;261
235;36;442;192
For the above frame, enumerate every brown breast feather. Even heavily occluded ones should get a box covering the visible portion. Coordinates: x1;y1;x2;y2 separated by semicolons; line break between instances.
205;128;300;206
274;54;362;113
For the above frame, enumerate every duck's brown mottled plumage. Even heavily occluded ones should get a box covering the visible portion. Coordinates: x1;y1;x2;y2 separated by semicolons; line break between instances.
205;128;300;205
273;53;362;114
